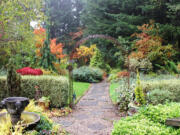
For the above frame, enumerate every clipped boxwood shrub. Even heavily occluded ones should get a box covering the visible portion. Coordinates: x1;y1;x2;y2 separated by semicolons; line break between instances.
112;103;180;135
73;66;103;83
0;76;69;107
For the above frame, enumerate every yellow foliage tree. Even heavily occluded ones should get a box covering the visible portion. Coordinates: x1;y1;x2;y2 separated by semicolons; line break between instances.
73;44;96;65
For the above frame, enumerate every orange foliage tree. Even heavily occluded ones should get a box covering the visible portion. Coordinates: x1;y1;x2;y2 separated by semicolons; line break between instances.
50;38;66;59
129;22;175;65
34;27;46;57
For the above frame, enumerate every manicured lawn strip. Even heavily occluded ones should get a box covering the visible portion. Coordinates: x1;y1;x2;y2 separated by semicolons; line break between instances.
73;82;90;103
110;83;119;104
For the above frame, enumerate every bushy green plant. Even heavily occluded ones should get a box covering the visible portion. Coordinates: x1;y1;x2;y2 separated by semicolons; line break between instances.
112;103;180;135
0;76;69;107
108;74;118;82
134;71;146;105
90;48;111;72
155;60;179;74
139;102;180;124
112;116;173;135
108;69;122;82
35;115;53;133
73;66;103;83
116;85;133;112
148;89;175;105
126;58;152;73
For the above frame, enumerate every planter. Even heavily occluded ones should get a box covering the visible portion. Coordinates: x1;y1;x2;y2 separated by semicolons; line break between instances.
38;101;50;110
38;97;50;111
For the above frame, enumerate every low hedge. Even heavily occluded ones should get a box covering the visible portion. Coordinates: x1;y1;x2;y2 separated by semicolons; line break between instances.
0;76;69;108
112;103;180;135
142;79;180;104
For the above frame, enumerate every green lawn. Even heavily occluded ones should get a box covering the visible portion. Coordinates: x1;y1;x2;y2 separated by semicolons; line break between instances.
73;82;90;103
109;83;119;104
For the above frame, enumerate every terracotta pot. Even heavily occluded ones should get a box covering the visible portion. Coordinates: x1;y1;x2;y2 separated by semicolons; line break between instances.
38;101;50;110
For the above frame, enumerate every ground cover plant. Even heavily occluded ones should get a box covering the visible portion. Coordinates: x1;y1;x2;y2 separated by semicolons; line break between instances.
112;103;180;135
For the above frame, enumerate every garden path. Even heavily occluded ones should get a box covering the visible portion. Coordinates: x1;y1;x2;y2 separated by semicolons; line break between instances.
53;80;120;135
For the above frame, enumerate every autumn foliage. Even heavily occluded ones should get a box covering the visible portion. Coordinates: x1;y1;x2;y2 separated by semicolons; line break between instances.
69;28;83;40
129;22;175;64
34;27;46;57
17;67;43;75
117;71;130;78
72;44;96;64
50;38;66;59
34;27;66;60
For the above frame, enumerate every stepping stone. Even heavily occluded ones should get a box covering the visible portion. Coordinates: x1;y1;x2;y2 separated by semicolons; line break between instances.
99;99;108;102
88;95;102;99
79;101;98;106
74;114;89;120
87;122;107;130
58;120;73;127
90;111;103;116
101;106;114;110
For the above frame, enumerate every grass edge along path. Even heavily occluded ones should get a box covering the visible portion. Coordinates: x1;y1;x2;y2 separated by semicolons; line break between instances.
73;82;91;104
109;83;119;104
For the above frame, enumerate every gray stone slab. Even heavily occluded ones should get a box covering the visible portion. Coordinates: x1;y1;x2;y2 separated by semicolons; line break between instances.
79;101;98;106
73;113;89;120
87;122;107;130
58;120;73;127
90;111;103;116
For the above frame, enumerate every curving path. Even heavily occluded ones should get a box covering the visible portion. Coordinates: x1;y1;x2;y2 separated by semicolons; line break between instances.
53;80;120;135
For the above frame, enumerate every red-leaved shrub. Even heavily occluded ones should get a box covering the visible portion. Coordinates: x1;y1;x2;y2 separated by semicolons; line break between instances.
16;67;43;75
117;71;130;78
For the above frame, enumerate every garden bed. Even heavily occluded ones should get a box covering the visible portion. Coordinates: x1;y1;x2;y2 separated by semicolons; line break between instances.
112;103;180;135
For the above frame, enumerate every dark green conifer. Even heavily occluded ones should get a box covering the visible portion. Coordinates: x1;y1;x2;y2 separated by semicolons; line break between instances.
6;58;21;96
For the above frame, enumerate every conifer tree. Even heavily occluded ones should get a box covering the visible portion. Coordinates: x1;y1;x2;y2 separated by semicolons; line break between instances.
81;0;180;49
45;0;83;42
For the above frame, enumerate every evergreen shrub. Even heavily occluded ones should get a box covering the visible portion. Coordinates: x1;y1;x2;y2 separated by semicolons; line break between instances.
134;71;146;105
73;66;103;83
90;48;111;73
0;76;69;107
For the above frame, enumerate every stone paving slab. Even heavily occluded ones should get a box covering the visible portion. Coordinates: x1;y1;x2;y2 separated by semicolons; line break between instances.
52;80;120;135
